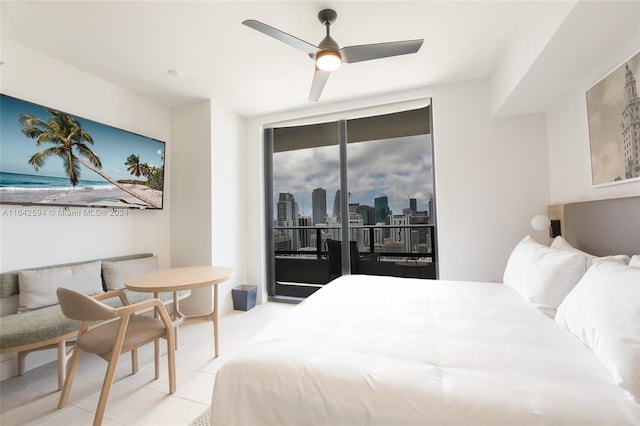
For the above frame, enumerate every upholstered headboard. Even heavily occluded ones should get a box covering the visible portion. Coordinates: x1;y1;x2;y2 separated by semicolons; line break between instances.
548;196;640;257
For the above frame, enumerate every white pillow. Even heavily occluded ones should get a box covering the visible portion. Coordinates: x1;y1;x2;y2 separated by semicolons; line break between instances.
102;256;159;290
551;236;630;266
629;255;640;269
503;236;588;317
591;255;631;265
555;261;640;403
18;261;103;312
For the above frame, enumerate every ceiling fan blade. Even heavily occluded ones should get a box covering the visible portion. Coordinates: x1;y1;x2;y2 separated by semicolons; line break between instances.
242;19;317;57
340;39;424;64
309;68;331;102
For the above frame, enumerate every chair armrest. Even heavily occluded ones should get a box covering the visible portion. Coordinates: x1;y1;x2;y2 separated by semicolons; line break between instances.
116;298;174;330
93;289;131;306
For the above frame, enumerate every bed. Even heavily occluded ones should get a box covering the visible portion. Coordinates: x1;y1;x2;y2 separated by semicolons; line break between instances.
210;197;640;425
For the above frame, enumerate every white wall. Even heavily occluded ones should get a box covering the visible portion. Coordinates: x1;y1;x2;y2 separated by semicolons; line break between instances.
433;78;550;282
0;41;172;378
169;100;244;315
0;42;247;380
491;1;576;116
169;100;214;313
210;101;244;313
0;42;172;271
244;117;267;304
244;82;549;293
546;40;640;203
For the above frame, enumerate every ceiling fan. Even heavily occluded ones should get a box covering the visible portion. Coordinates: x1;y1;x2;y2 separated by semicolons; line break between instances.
243;9;424;102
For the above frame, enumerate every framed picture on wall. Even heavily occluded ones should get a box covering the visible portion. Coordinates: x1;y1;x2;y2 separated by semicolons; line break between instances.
586;50;640;187
0;94;166;209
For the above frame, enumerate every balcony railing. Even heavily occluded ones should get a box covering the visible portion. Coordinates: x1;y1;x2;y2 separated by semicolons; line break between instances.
271;224;437;297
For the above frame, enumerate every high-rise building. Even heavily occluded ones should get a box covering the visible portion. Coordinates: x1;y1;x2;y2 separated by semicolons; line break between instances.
409;198;417;213
391;213;412;251
298;216;311;249
277;192;299;250
374;196;390;224
332;190;341;221
623;64;640;179
274;233;292;251
277;193;298;222
357;205;375;225
412;211;429;224
311;188;327;225
374;196;391;239
332;190;351;222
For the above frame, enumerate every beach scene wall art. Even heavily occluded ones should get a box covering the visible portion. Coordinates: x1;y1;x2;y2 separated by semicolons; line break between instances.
0;94;165;209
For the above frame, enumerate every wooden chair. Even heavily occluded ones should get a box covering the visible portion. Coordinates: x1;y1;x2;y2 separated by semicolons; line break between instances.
56;287;176;426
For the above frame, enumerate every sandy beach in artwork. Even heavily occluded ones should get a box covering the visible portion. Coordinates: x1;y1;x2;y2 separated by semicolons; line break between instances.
0;184;162;209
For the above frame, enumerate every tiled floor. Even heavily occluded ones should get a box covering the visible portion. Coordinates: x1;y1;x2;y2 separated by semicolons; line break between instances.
0;301;295;425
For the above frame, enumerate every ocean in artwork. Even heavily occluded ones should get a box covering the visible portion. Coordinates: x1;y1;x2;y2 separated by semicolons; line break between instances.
0;172;112;190
0;172;161;208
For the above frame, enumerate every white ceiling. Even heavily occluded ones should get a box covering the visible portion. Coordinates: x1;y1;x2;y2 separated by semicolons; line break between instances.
3;1;639;118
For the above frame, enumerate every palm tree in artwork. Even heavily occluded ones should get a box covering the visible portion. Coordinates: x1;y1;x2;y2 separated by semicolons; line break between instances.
125;154;150;178
18;109;160;208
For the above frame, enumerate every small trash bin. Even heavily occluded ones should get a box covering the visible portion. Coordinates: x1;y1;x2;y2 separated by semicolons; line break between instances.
232;285;257;311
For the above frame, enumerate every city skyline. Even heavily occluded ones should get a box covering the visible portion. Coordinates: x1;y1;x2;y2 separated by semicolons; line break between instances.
273;134;433;218
278;189;429;223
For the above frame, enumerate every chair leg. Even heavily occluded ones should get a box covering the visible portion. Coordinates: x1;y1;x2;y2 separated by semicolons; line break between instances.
214;284;219;357
171;291;180;350
131;348;139;374
93;350;120;426
154;339;160;380
57;341;66;390
58;346;81;409
166;337;176;394
153;301;160;380
174;324;179;350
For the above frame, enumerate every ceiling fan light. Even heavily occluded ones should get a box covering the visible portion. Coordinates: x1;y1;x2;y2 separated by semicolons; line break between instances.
316;50;341;71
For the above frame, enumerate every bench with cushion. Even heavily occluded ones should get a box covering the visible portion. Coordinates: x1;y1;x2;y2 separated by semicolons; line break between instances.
0;253;186;389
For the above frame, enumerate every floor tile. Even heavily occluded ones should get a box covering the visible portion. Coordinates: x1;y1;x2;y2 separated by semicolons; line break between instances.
0;301;295;425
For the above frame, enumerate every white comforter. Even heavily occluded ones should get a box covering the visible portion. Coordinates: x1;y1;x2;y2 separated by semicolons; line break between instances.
211;275;639;425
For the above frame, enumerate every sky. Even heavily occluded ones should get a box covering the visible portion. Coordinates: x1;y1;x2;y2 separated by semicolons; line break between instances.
586;51;640;185
272;133;433;217
0;94;165;182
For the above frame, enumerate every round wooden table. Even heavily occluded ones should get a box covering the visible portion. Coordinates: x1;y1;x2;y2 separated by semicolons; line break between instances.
125;266;234;357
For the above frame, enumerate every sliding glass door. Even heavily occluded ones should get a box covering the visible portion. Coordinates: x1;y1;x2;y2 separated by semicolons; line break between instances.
265;105;436;300
265;122;341;298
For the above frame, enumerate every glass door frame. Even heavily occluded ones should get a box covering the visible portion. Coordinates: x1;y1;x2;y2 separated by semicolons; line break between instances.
264;100;435;299
264;122;352;299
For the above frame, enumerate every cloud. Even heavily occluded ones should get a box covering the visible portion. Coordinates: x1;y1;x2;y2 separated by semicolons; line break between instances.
272;134;433;216
591;138;625;183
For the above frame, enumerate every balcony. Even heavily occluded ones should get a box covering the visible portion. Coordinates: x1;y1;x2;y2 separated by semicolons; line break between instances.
272;224;437;298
